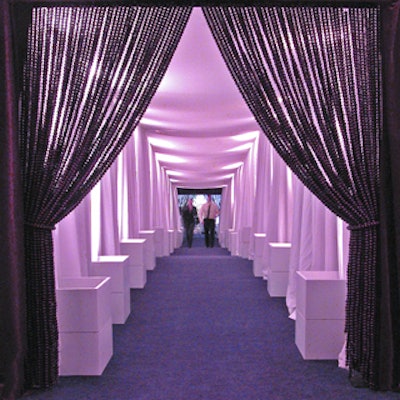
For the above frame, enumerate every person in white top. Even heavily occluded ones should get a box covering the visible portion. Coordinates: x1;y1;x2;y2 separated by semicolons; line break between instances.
199;194;220;247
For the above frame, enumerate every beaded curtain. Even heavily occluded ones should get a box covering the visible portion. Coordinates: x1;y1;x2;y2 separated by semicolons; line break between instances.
19;6;191;390
203;7;381;389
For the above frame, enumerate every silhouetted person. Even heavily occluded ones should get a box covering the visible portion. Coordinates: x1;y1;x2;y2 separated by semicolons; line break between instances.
199;194;219;247
181;198;197;248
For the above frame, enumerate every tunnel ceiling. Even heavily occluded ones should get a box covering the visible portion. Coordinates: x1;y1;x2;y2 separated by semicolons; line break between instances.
139;7;261;190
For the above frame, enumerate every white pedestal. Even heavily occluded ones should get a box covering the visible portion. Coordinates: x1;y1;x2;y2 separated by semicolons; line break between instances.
295;271;346;360
267;242;291;297
175;230;183;248
120;239;147;289
253;258;266;278
225;229;233;250
90;255;131;324
168;229;174;254
138;230;156;270
229;231;239;256
253;233;267;277
57;277;113;376
239;227;251;258
218;230;226;248
154;228;167;257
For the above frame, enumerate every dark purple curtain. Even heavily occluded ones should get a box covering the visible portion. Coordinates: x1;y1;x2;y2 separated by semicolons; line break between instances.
203;6;384;390
17;5;191;395
0;1;26;399
378;0;400;391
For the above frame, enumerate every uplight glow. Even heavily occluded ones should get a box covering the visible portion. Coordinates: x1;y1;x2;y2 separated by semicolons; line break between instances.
166;170;185;176
222;162;244;170
231;130;259;142
147;136;176;149
227;143;254;152
154;153;187;163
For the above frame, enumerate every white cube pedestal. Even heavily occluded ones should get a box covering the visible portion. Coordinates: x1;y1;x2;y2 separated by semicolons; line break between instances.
175;229;183;248
120;239;147;289
253;233;267;277
229;231;239;256
168;229;174;254
239;242;250;259
239;227;252;258
218;230;226;248
154;228;166;257
295;271;346;360
253;258;266;278
138;230;156;270
57;277;113;376
267;242;291;297
90;255;131;324
226;229;234;249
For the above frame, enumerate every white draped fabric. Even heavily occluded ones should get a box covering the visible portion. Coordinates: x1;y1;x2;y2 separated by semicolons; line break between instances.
52;119;351;373
218;183;233;247
135;126;153;231
99;162;120;255
53;126;179;282
53;125;350;318
252;135;273;235
262;135;293;244
264;149;293;245
248;133;293;261
117;131;142;239
53;195;91;279
286;175;350;317
231;143;257;233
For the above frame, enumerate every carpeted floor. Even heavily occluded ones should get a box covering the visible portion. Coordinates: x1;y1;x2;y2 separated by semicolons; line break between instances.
24;235;399;399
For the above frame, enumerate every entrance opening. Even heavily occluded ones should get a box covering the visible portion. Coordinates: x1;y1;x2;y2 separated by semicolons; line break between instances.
178;188;222;236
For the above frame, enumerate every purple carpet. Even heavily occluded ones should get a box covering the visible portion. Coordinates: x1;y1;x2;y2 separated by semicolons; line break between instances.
24;235;398;399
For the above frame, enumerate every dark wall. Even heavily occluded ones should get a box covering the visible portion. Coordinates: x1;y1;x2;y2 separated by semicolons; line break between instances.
178;188;222;195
